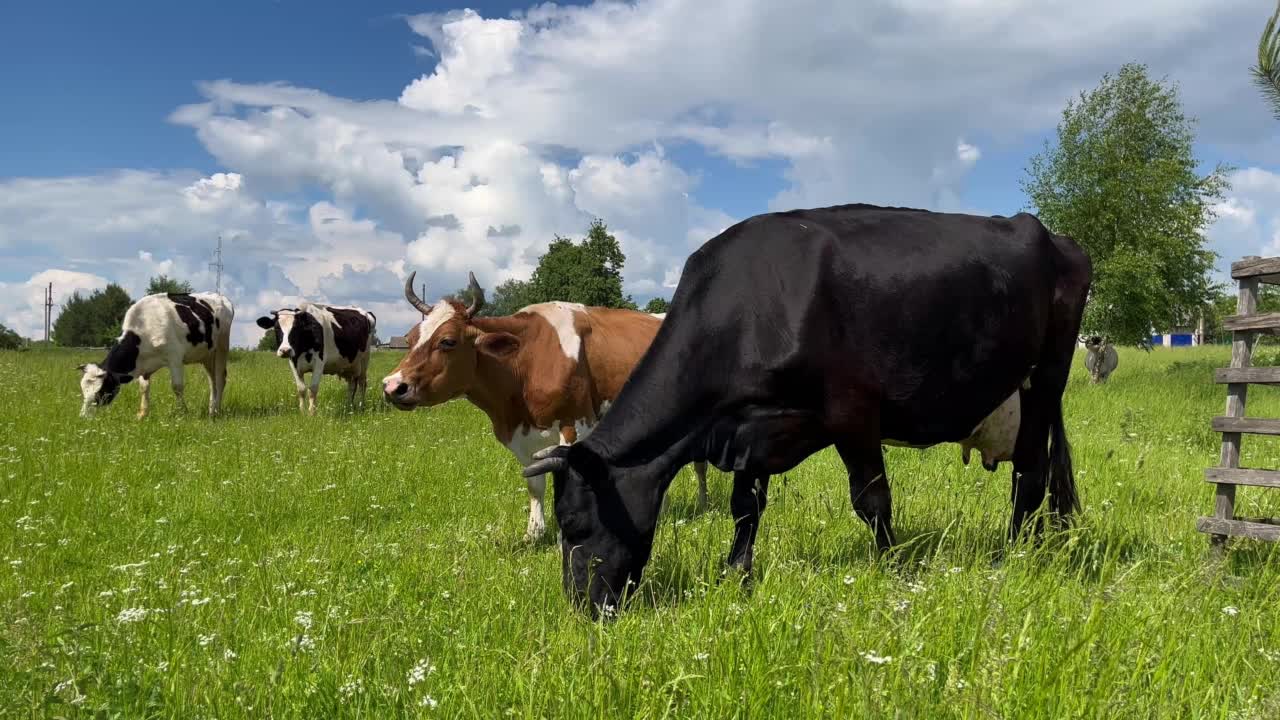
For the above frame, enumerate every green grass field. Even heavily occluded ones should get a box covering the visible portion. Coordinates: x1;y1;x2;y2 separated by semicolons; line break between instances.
2;346;1279;719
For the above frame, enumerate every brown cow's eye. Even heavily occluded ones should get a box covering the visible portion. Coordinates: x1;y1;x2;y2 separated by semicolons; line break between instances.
439;338;457;350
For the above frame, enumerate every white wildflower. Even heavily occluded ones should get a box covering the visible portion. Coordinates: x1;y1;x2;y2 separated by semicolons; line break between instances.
116;607;149;624
408;659;436;687
198;634;216;647
843;575;855;586
693;652;709;661
224;648;238;661
420;695;438;709
1223;606;1240;617
339;678;364;699
294;611;313;629
861;651;893;665
296;635;315;652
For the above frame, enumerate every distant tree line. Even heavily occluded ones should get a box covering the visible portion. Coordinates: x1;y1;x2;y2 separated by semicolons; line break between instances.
447;218;671;317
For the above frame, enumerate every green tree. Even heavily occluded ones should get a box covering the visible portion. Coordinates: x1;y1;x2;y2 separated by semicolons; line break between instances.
1021;63;1230;347
53;284;133;347
146;274;193;295
528;219;636;309
256;328;280;352
1254;2;1280;120
0;323;24;350
643;297;670;314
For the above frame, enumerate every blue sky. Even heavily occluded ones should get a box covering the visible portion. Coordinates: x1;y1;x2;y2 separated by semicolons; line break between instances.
2;0;1278;344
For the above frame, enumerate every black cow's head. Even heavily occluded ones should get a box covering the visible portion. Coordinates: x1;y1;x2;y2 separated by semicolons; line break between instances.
78;363;126;416
522;444;654;619
256;309;322;363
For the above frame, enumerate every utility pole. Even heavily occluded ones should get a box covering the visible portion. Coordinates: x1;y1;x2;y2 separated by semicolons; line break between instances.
44;282;53;342
209;235;224;294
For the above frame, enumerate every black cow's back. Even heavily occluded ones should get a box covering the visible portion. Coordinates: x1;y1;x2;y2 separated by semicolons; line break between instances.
586;203;1084;474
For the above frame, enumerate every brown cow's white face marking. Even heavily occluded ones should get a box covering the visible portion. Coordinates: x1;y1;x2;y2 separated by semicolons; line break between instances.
382;300;472;409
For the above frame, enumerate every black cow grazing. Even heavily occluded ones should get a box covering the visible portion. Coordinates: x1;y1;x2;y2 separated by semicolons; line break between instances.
255;303;377;414
79;292;235;419
522;203;1092;617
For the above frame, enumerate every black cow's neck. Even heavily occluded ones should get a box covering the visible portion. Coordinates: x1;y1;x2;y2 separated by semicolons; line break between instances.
102;332;142;378
580;317;719;495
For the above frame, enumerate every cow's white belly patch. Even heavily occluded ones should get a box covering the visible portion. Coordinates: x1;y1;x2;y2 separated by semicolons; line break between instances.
958;391;1020;470
882;391;1021;472
505;403;609;466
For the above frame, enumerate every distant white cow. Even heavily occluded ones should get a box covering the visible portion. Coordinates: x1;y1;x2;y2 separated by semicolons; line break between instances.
255;303;377;414
78;292;234;418
1082;335;1119;383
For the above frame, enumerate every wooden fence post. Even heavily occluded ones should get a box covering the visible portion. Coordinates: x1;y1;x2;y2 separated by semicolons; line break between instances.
1198;255;1280;549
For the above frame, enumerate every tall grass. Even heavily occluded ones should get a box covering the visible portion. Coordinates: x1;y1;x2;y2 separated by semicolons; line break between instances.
1;346;1278;718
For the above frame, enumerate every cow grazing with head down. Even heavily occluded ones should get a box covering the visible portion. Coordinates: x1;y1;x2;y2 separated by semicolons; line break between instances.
255;303;377;414
78;292;234;419
1082;336;1118;383
521;203;1092;617
381;272;709;542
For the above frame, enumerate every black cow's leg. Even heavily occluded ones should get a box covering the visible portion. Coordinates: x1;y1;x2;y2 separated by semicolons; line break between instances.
726;472;770;574
837;442;895;552
1010;389;1049;541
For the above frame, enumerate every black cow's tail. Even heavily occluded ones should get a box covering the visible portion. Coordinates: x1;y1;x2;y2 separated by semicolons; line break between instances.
1047;396;1079;519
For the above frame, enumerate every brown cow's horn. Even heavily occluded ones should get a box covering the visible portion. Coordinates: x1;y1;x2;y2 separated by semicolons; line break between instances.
404;270;433;316
465;271;485;317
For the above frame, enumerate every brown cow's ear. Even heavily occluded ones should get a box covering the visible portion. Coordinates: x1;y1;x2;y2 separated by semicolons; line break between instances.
475;331;520;358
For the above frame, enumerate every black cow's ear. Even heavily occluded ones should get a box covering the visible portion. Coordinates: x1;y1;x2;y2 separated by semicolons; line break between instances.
475;331;520;359
256;316;275;329
76;364;87;372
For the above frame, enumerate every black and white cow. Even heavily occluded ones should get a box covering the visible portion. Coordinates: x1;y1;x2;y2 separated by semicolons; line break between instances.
255;303;376;414
1082;336;1118;383
522;203;1092;617
78;292;234;419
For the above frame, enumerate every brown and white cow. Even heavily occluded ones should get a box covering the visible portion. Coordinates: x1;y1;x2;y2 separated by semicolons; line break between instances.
382;271;708;541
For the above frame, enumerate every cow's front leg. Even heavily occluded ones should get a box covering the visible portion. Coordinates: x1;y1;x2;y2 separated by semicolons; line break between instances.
136;374;152;420
837;442;895;552
525;472;547;542
726;472;770;574
307;369;322;416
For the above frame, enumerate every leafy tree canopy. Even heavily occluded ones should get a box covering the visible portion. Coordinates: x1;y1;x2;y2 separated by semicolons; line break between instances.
0;323;24;350
643;297;670;314
52;284;133;347
146;274;193;295
1021;62;1230;347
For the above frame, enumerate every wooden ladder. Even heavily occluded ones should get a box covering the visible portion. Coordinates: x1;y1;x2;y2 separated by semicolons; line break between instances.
1199;255;1280;546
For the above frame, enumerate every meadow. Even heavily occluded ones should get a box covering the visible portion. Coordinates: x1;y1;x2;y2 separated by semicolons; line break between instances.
2;345;1279;719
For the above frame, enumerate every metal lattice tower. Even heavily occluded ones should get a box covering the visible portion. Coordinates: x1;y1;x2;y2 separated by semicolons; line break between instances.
43;282;53;342
209;235;224;294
